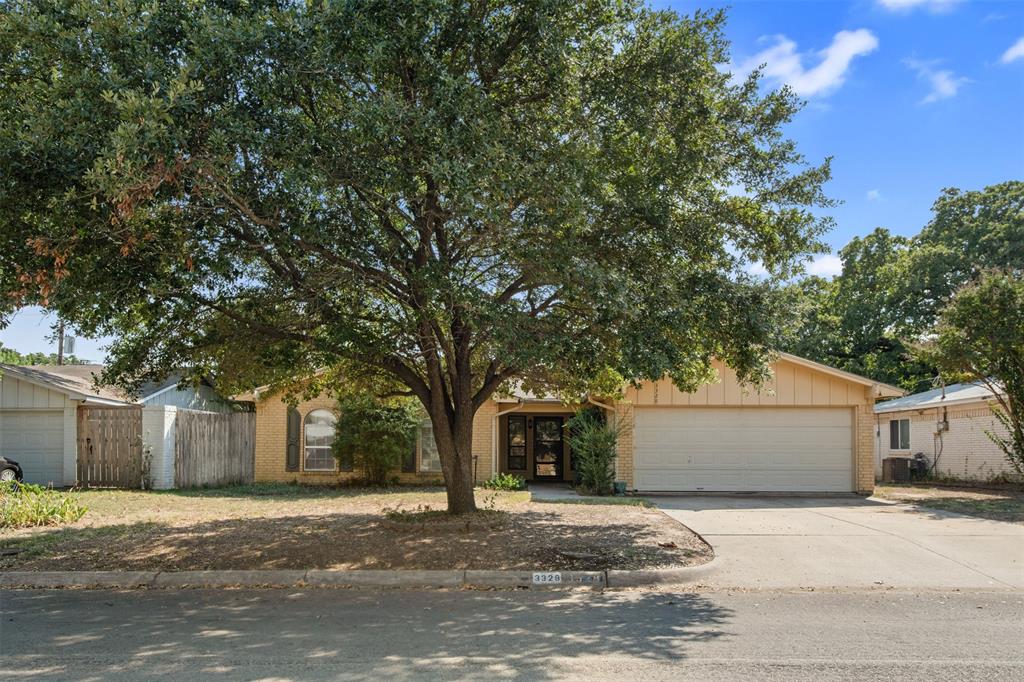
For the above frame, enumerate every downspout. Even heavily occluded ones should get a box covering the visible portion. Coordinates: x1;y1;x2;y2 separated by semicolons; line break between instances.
492;402;526;477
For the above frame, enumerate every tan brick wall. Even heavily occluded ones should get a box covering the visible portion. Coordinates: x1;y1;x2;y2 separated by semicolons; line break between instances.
471;400;496;482
254;391;497;485
855;404;875;494
614;400;635;489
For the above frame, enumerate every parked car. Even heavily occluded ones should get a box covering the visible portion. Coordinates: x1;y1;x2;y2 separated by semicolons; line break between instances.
0;456;24;482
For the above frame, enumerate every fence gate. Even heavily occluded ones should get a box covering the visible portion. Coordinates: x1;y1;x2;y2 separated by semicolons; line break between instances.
174;410;255;488
77;406;144;488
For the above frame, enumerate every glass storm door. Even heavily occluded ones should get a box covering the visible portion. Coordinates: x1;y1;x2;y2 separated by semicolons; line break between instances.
533;417;564;480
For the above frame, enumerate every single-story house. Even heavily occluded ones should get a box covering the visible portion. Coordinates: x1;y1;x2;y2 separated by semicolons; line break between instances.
0;364;239;486
874;382;1016;481
242;353;903;494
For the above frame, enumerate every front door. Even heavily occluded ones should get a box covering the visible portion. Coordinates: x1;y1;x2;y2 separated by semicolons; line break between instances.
533;416;564;480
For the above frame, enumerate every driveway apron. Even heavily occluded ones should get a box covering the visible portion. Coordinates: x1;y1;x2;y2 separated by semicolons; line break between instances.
653;496;1024;590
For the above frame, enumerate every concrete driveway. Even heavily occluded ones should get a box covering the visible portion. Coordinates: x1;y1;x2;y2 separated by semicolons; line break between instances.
653;496;1024;590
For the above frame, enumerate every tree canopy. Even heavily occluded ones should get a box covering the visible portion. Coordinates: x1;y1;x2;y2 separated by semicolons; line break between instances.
782;181;1024;393
1;0;832;511
925;271;1024;475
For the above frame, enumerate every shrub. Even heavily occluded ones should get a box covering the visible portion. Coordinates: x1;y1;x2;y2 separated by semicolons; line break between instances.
0;482;87;528
567;408;628;495
480;473;526;491
333;395;419;486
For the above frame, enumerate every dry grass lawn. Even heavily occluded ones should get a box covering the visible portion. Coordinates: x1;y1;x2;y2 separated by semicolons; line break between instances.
874;483;1024;524
0;484;711;572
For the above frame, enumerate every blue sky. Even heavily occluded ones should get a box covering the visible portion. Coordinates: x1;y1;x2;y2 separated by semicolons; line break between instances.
2;0;1022;361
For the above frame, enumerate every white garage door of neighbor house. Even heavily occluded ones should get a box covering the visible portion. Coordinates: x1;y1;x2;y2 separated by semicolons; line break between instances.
634;407;854;492
0;411;64;486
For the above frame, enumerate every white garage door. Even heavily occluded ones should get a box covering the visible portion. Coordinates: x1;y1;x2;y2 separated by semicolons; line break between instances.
0;411;64;486
634;407;854;492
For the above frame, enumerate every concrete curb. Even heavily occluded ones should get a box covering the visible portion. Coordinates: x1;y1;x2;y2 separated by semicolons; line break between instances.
0;560;715;591
606;557;719;587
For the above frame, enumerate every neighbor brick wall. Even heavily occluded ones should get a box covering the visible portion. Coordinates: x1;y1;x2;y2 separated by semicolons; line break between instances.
254;391;498;485
877;403;1017;481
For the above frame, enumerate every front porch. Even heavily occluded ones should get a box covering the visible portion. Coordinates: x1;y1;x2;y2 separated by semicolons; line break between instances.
495;406;577;483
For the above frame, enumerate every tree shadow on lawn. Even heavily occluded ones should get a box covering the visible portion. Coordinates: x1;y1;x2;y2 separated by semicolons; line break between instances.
3;588;735;680
893;497;1024;524
144;482;450;499
0;509;709;572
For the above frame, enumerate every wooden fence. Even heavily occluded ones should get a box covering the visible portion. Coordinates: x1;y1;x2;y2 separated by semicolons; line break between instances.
174;410;255;488
77;406;144;488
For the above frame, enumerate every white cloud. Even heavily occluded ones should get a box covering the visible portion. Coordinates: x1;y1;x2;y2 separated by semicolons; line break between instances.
877;0;962;12
733;29;879;97
866;189;882;202
807;254;844;278
1000;37;1024;64
904;58;969;104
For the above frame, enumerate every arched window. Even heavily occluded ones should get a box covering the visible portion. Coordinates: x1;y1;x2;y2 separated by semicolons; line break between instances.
304;409;337;471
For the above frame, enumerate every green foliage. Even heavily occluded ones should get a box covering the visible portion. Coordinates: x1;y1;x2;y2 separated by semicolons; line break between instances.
567;409;627;495
479;472;526;491
782;182;1024;394
333;395;418;486
898;182;1024;334
0;1;832;512
0;482;87;529
926;271;1024;475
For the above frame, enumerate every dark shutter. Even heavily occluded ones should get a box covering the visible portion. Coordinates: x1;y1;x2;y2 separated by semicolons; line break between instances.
402;437;417;473
286;407;301;471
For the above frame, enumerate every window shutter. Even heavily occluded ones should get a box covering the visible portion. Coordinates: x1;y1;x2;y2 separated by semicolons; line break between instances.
402;438;416;473
286;407;301;472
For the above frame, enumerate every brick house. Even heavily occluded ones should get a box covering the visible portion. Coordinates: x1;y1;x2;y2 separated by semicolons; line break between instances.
239;353;901;494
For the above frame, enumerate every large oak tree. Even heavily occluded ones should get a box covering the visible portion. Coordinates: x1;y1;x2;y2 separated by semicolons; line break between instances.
1;0;832;512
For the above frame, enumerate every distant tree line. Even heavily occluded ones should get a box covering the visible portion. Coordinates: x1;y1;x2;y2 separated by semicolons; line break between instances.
0;343;91;366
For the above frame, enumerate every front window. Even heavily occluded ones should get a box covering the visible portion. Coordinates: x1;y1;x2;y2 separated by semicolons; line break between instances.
507;415;527;470
304;409;337;471
889;418;910;450
419;421;441;472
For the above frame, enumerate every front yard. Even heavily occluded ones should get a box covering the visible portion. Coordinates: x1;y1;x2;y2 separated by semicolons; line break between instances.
0;484;711;572
874;483;1024;524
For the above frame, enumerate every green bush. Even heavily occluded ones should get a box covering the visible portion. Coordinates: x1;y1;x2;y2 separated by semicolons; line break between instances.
0;482;87;528
480;472;526;491
567;409;628;495
333;395;419;486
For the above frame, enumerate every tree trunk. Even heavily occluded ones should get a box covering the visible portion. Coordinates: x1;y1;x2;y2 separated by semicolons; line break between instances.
428;408;478;515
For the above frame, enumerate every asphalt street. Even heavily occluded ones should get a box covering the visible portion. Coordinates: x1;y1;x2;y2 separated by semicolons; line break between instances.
1;588;1021;681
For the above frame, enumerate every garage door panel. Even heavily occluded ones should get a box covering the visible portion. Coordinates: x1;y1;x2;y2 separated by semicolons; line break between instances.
634;407;853;492
0;411;64;485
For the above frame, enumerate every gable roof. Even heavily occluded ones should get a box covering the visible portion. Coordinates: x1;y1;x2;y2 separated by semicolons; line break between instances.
874;381;999;414
235;352;905;404
777;353;905;398
0;364;221;405
0;363;131;405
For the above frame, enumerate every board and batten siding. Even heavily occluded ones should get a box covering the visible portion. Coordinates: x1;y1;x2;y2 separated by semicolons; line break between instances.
616;358;878;494
0;374;78;485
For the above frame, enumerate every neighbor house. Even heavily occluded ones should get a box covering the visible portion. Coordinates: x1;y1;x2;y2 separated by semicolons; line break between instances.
0;364;239;485
874;382;1016;481
242;353;903;494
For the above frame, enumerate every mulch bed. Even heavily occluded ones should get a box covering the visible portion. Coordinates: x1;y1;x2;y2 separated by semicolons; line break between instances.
0;486;712;572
